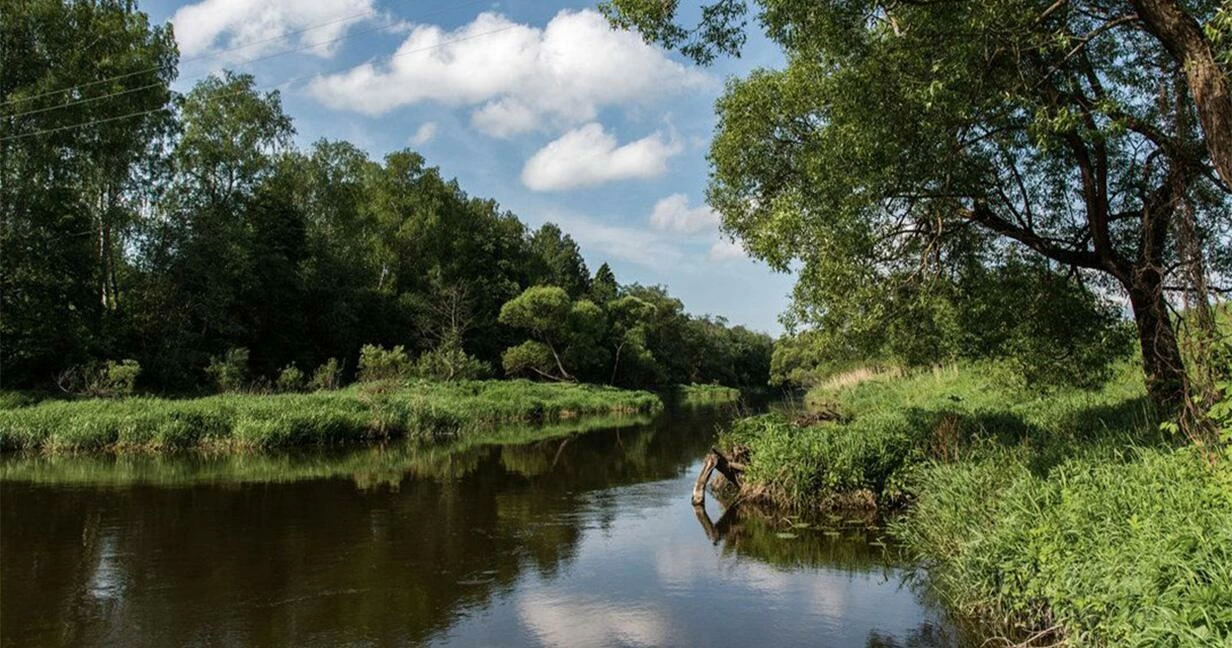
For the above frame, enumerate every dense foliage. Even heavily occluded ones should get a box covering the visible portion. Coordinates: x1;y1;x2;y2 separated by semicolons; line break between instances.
1;1;771;394
605;0;1232;412
771;257;1135;389
0;380;661;452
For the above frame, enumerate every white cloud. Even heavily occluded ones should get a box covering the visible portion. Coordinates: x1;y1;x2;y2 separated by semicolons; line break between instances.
408;122;438;146
649;194;721;234
521;123;682;191
307;9;709;136
172;0;376;59
708;237;747;262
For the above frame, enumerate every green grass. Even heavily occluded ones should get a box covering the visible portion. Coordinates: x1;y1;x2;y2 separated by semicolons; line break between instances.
722;360;1232;645
896;447;1232;647
724;362;1161;511
673;383;743;405
0;380;661;453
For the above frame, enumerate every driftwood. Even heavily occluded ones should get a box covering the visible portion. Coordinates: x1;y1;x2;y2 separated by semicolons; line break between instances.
691;447;746;506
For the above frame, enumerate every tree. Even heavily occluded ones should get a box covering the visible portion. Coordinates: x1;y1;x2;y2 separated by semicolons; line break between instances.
529;223;591;298
605;295;656;384
604;0;1232;411
499;286;607;381
590;263;620;304
1;0;176;387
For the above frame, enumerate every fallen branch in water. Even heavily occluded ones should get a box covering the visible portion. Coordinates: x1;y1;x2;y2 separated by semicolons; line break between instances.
691;447;746;506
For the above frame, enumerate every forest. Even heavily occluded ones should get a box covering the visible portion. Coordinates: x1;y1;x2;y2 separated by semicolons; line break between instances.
3;0;1232;646
0;3;771;395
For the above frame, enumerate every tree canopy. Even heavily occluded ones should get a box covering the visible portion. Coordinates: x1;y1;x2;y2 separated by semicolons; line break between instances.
605;0;1232;410
1;0;772;393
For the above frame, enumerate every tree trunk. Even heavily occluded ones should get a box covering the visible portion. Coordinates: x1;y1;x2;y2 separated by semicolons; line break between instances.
1131;0;1232;189
1125;267;1187;413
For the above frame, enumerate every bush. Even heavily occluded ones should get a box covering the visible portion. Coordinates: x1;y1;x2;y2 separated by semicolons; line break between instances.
413;337;489;381
309;357;342;391
275;364;305;392
357;344;411;382
206;348;249;392
56;359;142;398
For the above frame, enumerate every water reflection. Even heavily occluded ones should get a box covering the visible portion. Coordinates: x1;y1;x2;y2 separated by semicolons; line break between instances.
2;407;962;647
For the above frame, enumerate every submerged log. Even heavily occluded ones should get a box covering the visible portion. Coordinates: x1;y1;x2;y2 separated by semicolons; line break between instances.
690;447;745;506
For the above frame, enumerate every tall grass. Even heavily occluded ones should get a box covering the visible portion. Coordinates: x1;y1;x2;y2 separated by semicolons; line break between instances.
673;383;742;405
897;448;1231;646
724;362;1163;511
0;380;661;453
722;359;1232;644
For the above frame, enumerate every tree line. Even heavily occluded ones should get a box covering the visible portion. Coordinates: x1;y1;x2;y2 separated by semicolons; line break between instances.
0;1;771;393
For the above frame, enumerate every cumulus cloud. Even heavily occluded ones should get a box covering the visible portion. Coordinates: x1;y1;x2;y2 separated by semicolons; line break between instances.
649;194;721;234
307;9;709;136
521;123;682;191
172;0;377;59
408;122;438;146
708;237;747;262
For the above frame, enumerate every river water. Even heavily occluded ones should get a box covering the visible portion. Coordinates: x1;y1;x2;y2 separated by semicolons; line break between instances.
1;406;960;647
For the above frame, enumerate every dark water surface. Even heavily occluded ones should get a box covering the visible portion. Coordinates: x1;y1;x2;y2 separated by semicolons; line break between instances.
1;407;959;647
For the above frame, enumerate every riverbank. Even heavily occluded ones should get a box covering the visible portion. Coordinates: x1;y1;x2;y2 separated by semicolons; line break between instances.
720;362;1231;645
0;380;661;453
673;383;743;405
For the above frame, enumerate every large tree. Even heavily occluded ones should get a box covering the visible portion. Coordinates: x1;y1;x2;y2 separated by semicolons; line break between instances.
605;0;1232;410
1;0;177;386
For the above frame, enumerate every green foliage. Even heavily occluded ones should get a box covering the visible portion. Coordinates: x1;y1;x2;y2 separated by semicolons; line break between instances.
773;259;1133;390
606;0;1232;411
897;450;1232;645
0;2;769;396
675;383;742;405
1;0;176;387
275;365;305;393
206;348;249;393
412;336;490;381
727;361;1160;510
357;345;411;383
309;358;342;391
725;359;1232;643
57;360;142;398
0;381;661;453
498;287;608;381
501;341;560;381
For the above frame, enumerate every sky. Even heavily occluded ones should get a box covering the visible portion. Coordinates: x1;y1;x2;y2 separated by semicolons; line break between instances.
139;0;797;334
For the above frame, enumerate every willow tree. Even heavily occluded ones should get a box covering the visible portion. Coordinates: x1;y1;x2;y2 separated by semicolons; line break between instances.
605;0;1232;410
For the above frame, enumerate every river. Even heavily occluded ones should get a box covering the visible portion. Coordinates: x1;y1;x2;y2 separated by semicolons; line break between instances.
1;405;960;647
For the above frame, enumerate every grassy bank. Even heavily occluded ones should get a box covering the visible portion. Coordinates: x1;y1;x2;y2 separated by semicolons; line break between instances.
721;362;1232;645
673;383;743;405
0;380;661;453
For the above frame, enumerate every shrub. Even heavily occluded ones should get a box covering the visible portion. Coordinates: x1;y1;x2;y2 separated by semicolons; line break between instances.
413;337;489;381
357;344;411;382
309;357;342;391
276;364;305;392
206;348;249;392
55;359;142;398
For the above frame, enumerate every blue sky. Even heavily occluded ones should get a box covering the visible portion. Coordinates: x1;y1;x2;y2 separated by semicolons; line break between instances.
140;0;796;334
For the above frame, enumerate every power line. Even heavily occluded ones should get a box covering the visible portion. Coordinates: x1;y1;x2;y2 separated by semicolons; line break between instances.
0;0;482;112
0;23;520;143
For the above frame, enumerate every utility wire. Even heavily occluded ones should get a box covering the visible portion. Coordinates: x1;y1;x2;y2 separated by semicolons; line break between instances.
0;0;481;113
0;23;519;143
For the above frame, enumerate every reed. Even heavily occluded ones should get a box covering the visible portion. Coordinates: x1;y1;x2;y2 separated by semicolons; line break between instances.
0;380;662;453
